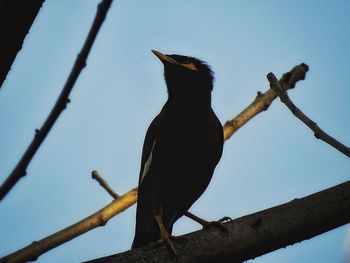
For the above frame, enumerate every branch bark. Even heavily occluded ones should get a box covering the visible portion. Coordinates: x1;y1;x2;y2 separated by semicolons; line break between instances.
84;180;350;263
0;0;114;201
0;63;308;262
267;72;350;158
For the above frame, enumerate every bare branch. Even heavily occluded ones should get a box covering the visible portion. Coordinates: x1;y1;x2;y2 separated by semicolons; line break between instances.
267;72;350;158
84;180;350;263
224;63;308;140
1;64;308;262
0;188;137;263
92;170;119;199
0;0;115;201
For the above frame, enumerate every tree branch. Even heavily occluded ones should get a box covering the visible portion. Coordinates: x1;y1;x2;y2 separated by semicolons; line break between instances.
224;63;308;140
267;72;350;158
0;0;114;201
0;188;137;263
92;170;119;199
84;180;350;263
0;63;308;262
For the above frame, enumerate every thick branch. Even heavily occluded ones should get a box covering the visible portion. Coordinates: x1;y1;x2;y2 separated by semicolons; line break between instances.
0;63;308;262
84;180;350;263
224;63;308;140
267;72;350;158
0;188;137;263
0;0;114;201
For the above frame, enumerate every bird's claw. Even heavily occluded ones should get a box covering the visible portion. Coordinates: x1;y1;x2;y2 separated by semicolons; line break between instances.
156;235;178;257
218;216;233;223
154;210;179;257
155;235;188;257
164;237;177;258
202;216;232;235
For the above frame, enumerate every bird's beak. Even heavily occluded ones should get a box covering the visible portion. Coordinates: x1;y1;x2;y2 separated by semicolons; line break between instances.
151;50;198;71
151;50;179;65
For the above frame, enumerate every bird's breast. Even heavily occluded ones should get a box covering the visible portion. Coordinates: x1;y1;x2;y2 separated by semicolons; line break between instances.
154;116;221;187
149;103;223;207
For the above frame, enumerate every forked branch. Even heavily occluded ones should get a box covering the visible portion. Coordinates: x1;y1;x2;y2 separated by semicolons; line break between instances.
267;72;350;158
224;63;308;139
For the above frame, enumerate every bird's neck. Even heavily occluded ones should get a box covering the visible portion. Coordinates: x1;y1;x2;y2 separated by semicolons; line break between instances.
165;78;213;114
166;82;212;105
166;94;212;115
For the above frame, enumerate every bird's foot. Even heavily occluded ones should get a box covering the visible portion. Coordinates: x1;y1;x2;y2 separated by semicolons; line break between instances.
162;234;177;257
155;235;187;258
155;213;178;257
217;216;233;223
184;211;232;235
203;217;232;235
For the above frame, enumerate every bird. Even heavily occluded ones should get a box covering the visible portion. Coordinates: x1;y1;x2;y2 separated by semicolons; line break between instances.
132;50;224;254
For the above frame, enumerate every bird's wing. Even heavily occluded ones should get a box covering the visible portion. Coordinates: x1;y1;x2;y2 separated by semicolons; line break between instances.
137;115;160;186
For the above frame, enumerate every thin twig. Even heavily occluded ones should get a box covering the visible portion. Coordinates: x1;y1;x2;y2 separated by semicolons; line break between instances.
1;64;308;262
224;63;309;140
92;170;119;199
267;72;350;158
0;0;114;201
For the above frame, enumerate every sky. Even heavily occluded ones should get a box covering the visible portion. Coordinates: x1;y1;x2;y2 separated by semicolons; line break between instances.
1;0;350;262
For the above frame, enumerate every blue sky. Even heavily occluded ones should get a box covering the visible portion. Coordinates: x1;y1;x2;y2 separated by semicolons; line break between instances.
1;1;349;262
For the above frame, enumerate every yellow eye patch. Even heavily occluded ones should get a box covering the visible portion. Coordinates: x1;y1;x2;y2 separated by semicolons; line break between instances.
181;62;197;71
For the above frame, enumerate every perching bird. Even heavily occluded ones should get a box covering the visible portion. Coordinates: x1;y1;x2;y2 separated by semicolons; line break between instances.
132;50;224;253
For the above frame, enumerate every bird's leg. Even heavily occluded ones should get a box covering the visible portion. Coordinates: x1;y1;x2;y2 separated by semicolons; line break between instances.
184;211;232;234
154;207;177;256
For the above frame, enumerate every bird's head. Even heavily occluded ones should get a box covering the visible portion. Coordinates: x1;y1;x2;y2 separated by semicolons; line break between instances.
152;50;214;103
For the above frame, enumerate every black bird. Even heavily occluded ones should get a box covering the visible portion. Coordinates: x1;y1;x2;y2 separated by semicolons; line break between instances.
132;50;224;253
